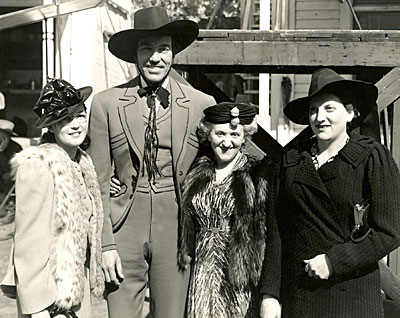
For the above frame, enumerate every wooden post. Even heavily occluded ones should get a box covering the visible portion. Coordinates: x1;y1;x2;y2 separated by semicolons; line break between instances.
42;0;55;83
258;0;271;132
389;98;400;276
241;0;253;29
376;67;400;113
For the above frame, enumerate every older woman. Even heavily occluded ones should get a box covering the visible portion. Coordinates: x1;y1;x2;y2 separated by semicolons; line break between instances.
178;102;281;318
276;68;400;317
1;79;104;318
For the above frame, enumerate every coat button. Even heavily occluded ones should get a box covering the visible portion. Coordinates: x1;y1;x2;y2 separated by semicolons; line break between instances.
179;171;183;176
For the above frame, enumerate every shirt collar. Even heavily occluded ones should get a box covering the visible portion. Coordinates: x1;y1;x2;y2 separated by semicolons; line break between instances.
140;76;170;91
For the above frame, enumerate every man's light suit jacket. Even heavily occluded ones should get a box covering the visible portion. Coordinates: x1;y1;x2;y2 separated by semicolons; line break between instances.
88;71;216;250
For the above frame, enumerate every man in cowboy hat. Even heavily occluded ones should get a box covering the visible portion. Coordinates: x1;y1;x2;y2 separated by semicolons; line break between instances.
88;6;216;318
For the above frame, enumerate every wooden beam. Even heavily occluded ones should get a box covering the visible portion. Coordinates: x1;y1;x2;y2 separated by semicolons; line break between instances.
354;5;400;12
0;0;104;31
376;67;400;113
174;30;400;74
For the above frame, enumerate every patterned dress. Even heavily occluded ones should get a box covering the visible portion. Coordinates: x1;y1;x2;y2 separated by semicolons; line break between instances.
186;154;252;318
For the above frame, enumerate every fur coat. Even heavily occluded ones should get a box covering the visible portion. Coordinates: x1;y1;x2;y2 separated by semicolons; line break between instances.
178;154;268;289
1;143;104;313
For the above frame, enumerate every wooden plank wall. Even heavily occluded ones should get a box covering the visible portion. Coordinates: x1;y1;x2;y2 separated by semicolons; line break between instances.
294;0;342;96
270;0;348;138
287;0;343;133
295;0;341;29
88;3;134;95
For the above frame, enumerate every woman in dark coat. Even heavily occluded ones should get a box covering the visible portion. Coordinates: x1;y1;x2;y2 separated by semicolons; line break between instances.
276;68;400;318
178;102;281;318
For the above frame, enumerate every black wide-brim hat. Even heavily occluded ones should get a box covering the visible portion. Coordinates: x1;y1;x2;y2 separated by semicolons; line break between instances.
108;6;199;63
34;79;92;129
284;68;378;126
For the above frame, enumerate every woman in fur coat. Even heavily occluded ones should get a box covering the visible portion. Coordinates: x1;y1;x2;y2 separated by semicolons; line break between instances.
178;102;281;318
1;79;104;318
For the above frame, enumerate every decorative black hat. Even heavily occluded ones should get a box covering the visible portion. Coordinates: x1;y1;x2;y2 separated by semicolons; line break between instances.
203;102;257;126
33;78;92;129
284;68;378;125
108;6;199;63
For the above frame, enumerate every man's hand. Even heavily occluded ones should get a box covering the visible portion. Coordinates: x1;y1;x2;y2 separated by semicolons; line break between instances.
260;295;281;318
110;176;122;196
304;254;332;280
102;250;124;285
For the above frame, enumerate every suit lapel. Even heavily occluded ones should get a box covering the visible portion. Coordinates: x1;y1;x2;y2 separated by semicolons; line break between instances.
284;148;333;201
170;76;191;172
117;77;145;163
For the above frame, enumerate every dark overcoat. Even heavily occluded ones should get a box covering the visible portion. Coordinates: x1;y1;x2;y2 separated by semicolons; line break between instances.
275;133;400;318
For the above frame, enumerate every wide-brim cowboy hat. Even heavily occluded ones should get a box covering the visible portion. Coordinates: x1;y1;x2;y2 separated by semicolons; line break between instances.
108;6;199;63
34;79;92;129
284;68;378;126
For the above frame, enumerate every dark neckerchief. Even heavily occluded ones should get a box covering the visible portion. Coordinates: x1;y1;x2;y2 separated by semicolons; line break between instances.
138;80;170;109
138;77;170;183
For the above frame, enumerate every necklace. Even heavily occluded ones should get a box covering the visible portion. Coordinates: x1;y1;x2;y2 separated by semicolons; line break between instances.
311;136;349;170
310;144;320;170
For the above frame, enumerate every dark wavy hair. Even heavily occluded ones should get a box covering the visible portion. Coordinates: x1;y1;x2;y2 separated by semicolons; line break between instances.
39;131;91;151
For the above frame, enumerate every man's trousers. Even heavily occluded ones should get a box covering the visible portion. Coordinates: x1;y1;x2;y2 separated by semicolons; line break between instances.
106;189;190;318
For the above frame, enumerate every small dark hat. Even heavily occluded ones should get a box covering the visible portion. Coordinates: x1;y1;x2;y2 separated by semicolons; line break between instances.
108;6;199;63
204;102;257;126
33;78;92;129
284;68;378;125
